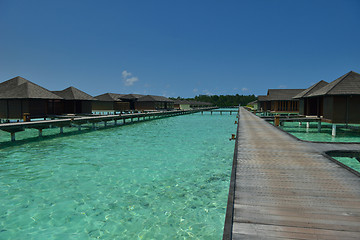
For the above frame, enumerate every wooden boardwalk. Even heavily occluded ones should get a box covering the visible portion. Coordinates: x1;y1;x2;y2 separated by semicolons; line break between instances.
0;108;216;142
225;108;360;240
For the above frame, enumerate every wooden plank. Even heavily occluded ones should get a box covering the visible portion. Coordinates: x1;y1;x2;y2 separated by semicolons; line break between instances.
224;107;360;239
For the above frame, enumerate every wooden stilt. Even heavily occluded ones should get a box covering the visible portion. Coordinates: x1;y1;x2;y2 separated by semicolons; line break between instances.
318;122;321;133
60;127;63;134
11;132;15;142
39;129;42;137
332;124;336;137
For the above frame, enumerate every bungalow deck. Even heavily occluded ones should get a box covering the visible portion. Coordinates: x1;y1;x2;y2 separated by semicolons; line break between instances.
224;107;360;239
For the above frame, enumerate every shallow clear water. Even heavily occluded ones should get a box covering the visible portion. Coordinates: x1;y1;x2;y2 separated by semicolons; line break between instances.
278;122;360;143
0;112;236;239
331;157;360;173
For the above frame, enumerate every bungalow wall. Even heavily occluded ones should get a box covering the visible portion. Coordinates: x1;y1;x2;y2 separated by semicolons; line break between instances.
114;102;130;111
347;95;360;123
323;96;333;121
0;99;51;119
81;101;92;114
271;100;299;112
323;95;360;123
302;97;323;116
135;101;156;110
259;101;271;111
92;101;113;111
135;102;174;111
180;104;191;110
299;99;305;115
62;100;92;114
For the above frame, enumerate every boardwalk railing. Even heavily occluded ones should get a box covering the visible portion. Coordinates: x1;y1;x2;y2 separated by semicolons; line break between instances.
201;110;238;115
222;107;240;240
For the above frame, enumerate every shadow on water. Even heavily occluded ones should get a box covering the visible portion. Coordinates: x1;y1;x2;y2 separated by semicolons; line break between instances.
0;113;196;150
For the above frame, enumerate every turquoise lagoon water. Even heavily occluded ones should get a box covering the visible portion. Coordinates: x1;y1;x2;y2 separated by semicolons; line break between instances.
331;157;360;173
278;121;360;143
0;112;236;239
274;121;360;173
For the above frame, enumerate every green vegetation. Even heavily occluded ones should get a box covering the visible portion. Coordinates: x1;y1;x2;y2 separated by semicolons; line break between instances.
193;94;257;107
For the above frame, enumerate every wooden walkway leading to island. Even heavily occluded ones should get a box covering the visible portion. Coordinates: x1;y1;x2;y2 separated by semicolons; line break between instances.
224;107;360;240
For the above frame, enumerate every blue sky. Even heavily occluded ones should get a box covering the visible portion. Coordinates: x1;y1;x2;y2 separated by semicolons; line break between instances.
0;0;359;98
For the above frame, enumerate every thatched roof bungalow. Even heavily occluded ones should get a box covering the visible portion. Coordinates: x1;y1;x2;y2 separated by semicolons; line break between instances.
187;100;212;108
135;95;174;111
0;76;63;119
173;100;212;110
307;71;360;123
52;86;96;114
293;80;328;116
119;94;144;110
93;93;130;112
174;99;191;110
258;89;304;112
257;95;270;111
247;100;258;110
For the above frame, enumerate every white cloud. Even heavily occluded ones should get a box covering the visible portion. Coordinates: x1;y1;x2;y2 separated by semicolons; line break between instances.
122;70;132;78
193;88;198;92
122;70;139;86
278;85;287;89
241;87;248;92
124;77;138;86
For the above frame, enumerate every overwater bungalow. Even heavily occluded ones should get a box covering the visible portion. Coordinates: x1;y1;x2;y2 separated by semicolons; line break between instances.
119;94;145;110
293;80;328;116
174;100;191;110
187;100;212;109
247;100;258;110
307;71;360;124
0;76;63;120
52;86;96;114
257;95;270;111
258;89;304;112
135;95;174;111
93;93;130;112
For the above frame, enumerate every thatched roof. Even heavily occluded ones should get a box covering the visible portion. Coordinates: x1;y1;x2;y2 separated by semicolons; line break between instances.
52;86;96;100
257;95;269;101
196;101;212;106
137;95;174;102
308;71;360;97
174;99;191;104
266;89;305;101
293;80;328;99
0;76;63;99
95;93;126;101
119;94;144;100
247;100;258;105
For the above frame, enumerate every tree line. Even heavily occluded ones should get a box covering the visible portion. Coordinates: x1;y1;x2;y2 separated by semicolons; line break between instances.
172;94;257;107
